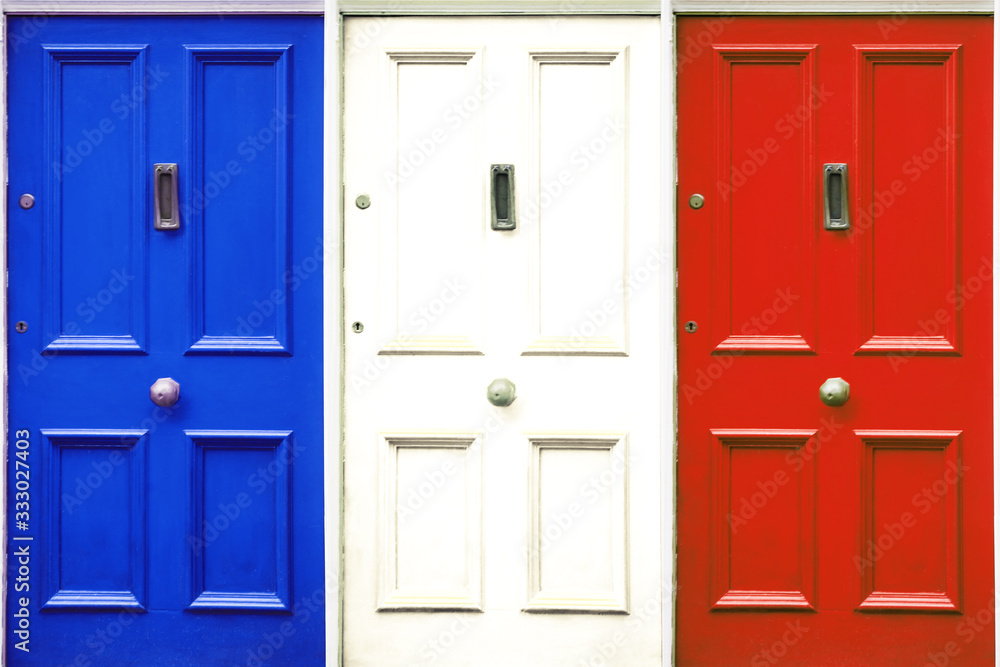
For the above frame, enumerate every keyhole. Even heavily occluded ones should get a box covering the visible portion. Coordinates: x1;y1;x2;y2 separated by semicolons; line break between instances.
684;321;697;333
15;321;28;333
352;321;364;333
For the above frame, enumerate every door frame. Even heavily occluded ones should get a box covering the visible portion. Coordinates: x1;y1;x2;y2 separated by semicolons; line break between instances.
0;1;995;666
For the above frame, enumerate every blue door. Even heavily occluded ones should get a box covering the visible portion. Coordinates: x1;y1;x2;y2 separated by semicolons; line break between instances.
7;16;325;665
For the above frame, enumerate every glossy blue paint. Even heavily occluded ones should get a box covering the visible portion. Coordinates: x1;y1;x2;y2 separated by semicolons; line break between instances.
7;16;325;665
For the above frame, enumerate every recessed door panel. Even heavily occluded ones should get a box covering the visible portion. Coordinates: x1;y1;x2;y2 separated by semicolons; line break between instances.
712;49;817;354
856;48;961;354
378;51;485;355
189;49;293;354
41;430;147;610
525;52;628;355
44;48;149;353
711;430;816;611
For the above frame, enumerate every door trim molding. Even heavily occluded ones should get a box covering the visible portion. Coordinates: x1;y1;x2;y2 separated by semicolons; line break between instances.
0;0;659;13
2;0;322;12
672;0;992;12
340;0;660;13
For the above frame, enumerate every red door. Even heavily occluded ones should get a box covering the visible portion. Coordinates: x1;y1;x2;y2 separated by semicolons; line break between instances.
677;16;993;665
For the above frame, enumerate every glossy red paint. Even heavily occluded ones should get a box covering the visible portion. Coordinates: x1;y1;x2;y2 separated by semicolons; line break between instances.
677;15;993;666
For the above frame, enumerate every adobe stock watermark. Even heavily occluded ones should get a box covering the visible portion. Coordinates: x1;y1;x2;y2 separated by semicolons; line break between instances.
682;288;799;405
401;406;508;525
397;460;459;525
888;255;993;372
385;76;501;192
523;116;624;226
846;127;959;243
234;237;332;336
526;448;635;559
876;2;925;39
183;108;294;218
727;417;844;534
52;65;170;181
349;277;468;394
575;580;677;667
718;85;833;202
62;608;143;666
9;12;59;54
188;439;305;552
60;451;126;515
563;245;667;354
17;266;137;386
922;591;995;667
676;15;737;73
59;405;177;516
244;587;326;666
854;459;969;574
407;618;474;666
750;621;809;666
343;3;403;56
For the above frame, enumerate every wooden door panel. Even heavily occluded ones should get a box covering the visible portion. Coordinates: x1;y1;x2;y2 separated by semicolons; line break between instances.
377;50;486;355
344;17;662;665
712;48;818;354
856;47;961;354
7;16;326;665
856;430;962;612
43;48;149;353
710;430;818;611
40;430;147;610
678;15;992;666
525;51;629;355
377;433;484;611
188;48;294;354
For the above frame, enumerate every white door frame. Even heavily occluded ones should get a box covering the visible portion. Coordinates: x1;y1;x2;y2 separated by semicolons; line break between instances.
0;1;994;665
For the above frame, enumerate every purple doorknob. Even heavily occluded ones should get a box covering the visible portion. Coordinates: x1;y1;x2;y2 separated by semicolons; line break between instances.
150;377;181;407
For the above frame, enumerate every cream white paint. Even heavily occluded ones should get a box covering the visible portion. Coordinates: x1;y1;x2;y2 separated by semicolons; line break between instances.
342;15;661;665
660;8;676;667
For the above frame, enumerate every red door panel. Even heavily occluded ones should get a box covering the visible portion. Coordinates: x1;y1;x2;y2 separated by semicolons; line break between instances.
677;16;992;666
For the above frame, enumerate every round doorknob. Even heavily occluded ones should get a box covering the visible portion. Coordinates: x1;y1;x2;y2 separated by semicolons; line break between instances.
150;377;181;408
819;377;850;407
486;378;516;407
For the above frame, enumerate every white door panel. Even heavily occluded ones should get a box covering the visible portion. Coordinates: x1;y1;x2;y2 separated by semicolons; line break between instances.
344;16;661;666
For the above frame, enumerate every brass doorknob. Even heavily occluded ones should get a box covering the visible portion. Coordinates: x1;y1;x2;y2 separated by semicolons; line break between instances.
150;377;181;408
486;378;516;407
819;377;850;407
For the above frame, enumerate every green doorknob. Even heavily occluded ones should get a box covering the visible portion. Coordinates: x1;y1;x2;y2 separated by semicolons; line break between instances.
819;377;850;407
487;378;516;407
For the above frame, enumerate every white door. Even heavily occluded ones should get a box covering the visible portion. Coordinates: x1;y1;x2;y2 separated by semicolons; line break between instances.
343;16;661;666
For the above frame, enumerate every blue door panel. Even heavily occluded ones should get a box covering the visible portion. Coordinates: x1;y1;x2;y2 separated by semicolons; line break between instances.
44;47;149;352
7;16;324;665
190;47;293;354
